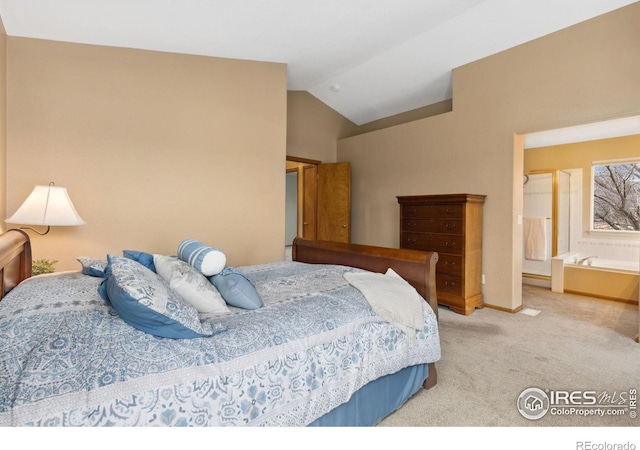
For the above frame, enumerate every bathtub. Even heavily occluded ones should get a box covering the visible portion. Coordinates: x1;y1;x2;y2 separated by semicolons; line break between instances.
551;253;639;303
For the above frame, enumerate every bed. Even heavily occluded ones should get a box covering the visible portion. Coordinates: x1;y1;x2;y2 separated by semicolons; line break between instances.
0;230;440;426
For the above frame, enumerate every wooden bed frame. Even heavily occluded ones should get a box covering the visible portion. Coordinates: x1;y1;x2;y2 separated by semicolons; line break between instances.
0;231;439;388
293;237;438;317
0;229;31;300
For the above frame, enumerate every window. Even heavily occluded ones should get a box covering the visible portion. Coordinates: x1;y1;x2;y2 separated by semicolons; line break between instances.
591;159;640;232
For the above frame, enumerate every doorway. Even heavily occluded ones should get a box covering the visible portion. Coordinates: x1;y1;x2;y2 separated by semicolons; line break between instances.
522;170;571;284
285;170;298;246
517;115;640;299
285;157;351;257
286;157;320;247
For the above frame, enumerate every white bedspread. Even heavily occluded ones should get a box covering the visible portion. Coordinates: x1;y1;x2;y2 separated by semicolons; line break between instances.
344;268;425;343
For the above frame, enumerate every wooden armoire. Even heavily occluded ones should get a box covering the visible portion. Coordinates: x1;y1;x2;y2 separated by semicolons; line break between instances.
397;194;486;315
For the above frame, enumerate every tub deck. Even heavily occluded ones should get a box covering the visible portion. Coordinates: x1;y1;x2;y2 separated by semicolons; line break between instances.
552;253;639;304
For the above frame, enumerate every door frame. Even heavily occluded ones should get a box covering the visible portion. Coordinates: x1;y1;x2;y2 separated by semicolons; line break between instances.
286;156;321;239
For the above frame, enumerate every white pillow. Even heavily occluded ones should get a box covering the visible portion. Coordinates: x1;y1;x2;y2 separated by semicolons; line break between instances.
154;255;229;315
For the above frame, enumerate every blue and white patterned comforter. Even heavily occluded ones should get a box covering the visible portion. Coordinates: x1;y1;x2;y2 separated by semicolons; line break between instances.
0;262;440;426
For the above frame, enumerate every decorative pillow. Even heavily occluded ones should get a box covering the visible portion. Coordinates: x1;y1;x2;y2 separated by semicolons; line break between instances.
97;261;112;301
209;267;263;310
104;254;225;339
123;249;156;273
77;256;108;277
154;255;230;315
98;277;109;302
177;239;226;276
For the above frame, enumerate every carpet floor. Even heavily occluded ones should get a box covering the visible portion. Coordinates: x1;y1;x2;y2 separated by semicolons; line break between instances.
378;284;639;427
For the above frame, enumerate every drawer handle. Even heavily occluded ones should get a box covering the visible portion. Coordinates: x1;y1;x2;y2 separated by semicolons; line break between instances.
444;261;456;268
445;208;456;215
444;281;457;287
444;223;456;231
445;241;456;248
406;238;417;243
407;208;417;215
407;222;417;228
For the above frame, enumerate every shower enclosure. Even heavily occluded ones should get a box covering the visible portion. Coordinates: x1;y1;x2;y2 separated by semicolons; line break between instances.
522;170;571;280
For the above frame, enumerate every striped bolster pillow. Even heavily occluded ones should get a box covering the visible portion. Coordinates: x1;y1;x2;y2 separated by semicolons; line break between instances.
177;239;226;276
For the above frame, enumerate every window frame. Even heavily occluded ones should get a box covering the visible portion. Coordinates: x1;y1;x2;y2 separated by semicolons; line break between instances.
589;157;640;236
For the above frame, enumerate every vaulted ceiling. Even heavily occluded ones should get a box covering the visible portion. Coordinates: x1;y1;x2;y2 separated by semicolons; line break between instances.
0;0;636;125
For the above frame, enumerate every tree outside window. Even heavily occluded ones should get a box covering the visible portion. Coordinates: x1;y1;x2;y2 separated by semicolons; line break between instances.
592;161;640;231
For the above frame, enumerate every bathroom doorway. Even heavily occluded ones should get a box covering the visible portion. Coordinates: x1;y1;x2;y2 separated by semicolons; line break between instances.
522;169;571;284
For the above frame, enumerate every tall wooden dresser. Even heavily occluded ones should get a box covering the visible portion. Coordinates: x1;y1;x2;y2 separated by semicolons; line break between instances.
397;194;486;315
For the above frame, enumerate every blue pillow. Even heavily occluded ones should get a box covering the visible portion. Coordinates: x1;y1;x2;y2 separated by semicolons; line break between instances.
98;277;109;302
177;239;226;276
104;255;225;339
77;256;108;277
209;267;262;310
97;260;112;301
123;249;156;272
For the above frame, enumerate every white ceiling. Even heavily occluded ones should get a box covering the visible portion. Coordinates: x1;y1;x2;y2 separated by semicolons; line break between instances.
0;0;637;125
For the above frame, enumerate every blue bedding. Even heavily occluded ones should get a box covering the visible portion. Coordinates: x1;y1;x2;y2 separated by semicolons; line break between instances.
0;261;440;426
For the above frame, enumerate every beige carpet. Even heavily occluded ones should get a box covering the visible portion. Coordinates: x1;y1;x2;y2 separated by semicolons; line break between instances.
378;284;639;427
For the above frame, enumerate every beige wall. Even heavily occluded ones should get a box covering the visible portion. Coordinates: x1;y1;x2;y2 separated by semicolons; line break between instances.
525;134;640;235
337;3;640;311
286;93;452;161
6;37;287;270
524;135;640;173
287;90;357;163
352;99;453;136
0;17;6;233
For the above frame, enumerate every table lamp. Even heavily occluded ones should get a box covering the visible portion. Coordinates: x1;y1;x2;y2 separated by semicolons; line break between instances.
5;182;86;235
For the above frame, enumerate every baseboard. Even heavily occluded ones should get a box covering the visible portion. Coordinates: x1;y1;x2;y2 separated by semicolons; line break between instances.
483;303;523;314
564;289;639;305
522;273;551;289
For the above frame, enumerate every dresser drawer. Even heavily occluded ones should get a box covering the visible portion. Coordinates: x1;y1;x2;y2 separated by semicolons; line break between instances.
401;204;463;219
401;232;463;255
401;218;462;235
436;274;463;296
437;254;462;276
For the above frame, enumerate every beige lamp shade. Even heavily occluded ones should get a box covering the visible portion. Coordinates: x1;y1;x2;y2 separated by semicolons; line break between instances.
5;183;86;227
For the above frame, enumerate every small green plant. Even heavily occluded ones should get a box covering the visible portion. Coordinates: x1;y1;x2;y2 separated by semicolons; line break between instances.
32;259;59;276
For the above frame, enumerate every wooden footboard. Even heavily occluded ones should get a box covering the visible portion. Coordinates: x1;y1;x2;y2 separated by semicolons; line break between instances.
293;238;438;316
0;229;32;301
292;237;439;388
